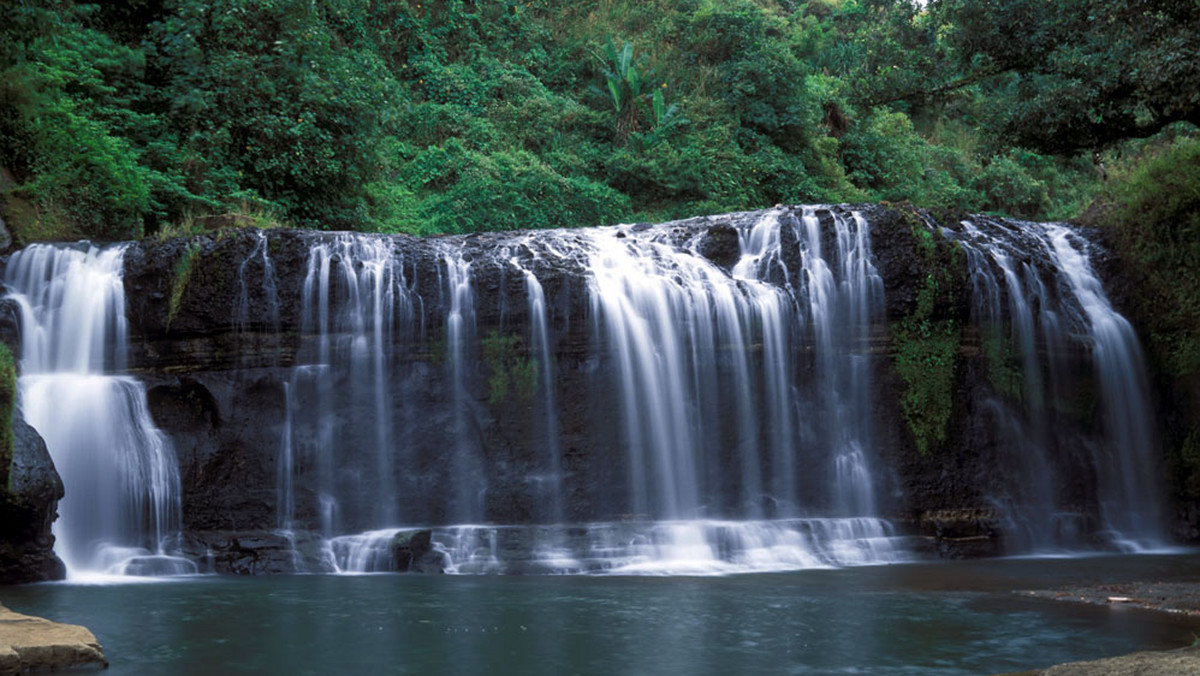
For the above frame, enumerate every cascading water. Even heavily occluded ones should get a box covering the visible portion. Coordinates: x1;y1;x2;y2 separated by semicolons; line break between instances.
570;207;904;572
14;205;1166;578
729;211;795;514
1046;225;1164;549
293;234;412;534
235;229;281;363
949;218;1165;552
797;210;885;516
438;245;485;524
5;244;192;577
509;244;564;524
585;228;710;519
326;207;908;574
955;220;1064;550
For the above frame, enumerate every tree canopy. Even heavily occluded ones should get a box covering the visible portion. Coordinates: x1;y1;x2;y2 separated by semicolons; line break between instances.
933;0;1200;153
0;0;1195;240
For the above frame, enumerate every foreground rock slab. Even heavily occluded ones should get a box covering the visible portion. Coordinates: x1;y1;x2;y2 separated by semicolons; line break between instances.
0;605;106;674
1036;645;1200;675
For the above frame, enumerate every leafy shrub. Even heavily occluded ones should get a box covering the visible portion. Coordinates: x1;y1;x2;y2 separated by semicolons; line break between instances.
972;152;1050;219
841;108;973;210
0;10;149;241
415;148;630;234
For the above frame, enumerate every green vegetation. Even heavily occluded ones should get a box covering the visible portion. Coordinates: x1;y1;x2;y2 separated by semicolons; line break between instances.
981;326;1022;404
1080;132;1200;504
893;277;959;457
891;212;964;457
480;330;539;405
167;242;202;330
1088;135;1200;379
931;0;1200;154
5;0;1194;242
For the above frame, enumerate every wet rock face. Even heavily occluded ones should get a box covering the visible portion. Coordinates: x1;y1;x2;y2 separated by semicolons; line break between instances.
0;298;20;361
147;373;282;532
695;222;741;270
0;415;65;584
172;530;333;575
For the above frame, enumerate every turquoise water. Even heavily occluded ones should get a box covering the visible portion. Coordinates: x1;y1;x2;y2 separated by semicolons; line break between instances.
3;554;1198;675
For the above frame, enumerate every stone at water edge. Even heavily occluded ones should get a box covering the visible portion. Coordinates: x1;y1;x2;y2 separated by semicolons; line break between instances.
393;530;444;573
0;604;107;674
1019;645;1200;675
0;415;67;584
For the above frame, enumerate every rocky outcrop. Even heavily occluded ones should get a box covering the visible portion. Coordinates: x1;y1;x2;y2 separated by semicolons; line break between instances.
0;604;106;674
391;530;443;573
0;414;65;584
172;530;333;575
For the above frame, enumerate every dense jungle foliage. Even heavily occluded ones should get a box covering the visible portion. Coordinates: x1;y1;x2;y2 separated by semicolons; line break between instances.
1;0;1196;242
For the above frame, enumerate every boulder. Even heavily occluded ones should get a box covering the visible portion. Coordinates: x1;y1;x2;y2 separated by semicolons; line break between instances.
695;222;741;270
0;413;65;583
392;530;443;573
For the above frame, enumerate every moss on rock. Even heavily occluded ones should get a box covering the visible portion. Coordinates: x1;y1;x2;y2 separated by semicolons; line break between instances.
889;206;967;457
480;330;539;405
166;241;202;331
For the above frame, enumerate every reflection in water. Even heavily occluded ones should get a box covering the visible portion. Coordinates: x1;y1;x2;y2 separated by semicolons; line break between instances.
3;554;1198;675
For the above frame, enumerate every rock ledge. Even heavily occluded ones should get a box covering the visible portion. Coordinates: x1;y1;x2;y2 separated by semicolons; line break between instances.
0;604;106;674
1000;645;1200;675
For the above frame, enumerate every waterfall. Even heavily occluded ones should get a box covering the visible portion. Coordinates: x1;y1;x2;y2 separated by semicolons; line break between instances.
730;212;795;514
439;245;484;524
231;230;308;568
324;206;909;574
235;229;281;363
954;220;1064;550
292;234;411;534
798;210;885;516
585;228;711;519
9;205;1167;578
1045;225;1164;549
950;218;1165;552
565;207;904;570
5;244;193;577
510;245;565;524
